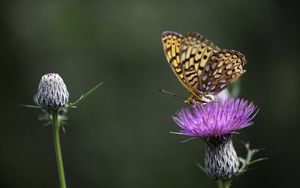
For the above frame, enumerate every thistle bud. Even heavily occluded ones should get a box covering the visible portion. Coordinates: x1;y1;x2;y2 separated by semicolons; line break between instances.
36;73;69;112
204;138;239;180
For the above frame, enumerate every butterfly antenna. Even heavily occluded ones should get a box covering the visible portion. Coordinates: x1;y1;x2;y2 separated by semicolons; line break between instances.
158;89;185;100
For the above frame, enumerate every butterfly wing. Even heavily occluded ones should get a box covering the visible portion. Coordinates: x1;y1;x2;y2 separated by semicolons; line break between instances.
185;32;220;51
180;32;220;96
161;31;194;92
197;49;247;94
162;31;247;103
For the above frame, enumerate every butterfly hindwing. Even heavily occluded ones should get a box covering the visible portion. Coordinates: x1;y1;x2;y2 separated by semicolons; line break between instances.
185;32;220;51
179;33;202;92
198;49;246;94
180;32;219;95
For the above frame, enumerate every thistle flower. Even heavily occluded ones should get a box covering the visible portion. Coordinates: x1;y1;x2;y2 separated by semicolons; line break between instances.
172;98;258;180
37;73;69;112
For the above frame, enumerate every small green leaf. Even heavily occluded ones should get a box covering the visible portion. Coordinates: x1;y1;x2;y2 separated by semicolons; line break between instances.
196;162;207;175
67;81;104;108
249;157;268;165
20;104;42;109
236;143;266;176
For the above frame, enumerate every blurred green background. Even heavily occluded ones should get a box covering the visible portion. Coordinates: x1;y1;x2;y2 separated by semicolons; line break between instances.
1;0;299;187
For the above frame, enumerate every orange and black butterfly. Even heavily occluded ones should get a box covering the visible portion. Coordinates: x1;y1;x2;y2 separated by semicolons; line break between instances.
161;31;246;105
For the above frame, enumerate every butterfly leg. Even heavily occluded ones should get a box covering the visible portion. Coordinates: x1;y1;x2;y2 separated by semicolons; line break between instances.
187;96;210;115
184;95;197;105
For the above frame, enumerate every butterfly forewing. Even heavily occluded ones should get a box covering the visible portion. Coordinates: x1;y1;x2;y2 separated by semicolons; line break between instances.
161;31;192;92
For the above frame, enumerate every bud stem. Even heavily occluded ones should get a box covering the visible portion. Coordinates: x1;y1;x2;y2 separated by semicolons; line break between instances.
217;180;231;188
52;112;67;188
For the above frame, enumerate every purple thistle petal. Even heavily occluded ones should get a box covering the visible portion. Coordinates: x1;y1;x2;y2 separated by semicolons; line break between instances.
172;98;258;139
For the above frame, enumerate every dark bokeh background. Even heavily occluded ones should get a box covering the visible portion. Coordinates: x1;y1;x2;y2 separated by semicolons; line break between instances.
1;0;299;187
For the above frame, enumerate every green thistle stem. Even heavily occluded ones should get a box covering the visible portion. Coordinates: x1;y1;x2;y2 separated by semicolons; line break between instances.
52;112;67;188
217;180;231;188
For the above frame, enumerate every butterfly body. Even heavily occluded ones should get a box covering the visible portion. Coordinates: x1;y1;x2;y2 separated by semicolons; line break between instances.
161;31;246;105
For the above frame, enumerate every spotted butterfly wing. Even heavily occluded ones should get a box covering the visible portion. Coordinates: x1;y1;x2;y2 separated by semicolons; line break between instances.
161;31;196;96
162;31;246;105
180;32;220;98
198;49;246;95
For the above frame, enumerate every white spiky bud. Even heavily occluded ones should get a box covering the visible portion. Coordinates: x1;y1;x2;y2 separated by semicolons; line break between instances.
37;73;69;112
205;138;239;180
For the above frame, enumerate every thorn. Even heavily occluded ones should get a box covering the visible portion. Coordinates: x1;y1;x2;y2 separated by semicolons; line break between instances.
43;122;51;127
62;126;66;133
181;137;197;143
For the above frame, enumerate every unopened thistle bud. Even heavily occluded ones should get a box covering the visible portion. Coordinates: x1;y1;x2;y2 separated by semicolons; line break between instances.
37;73;69;112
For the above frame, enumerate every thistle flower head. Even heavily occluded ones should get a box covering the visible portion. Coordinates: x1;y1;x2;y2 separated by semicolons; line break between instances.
172;98;258;180
36;73;69;112
172;98;257;139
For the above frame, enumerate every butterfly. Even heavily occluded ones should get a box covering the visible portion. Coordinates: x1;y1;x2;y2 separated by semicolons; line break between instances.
161;31;246;105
